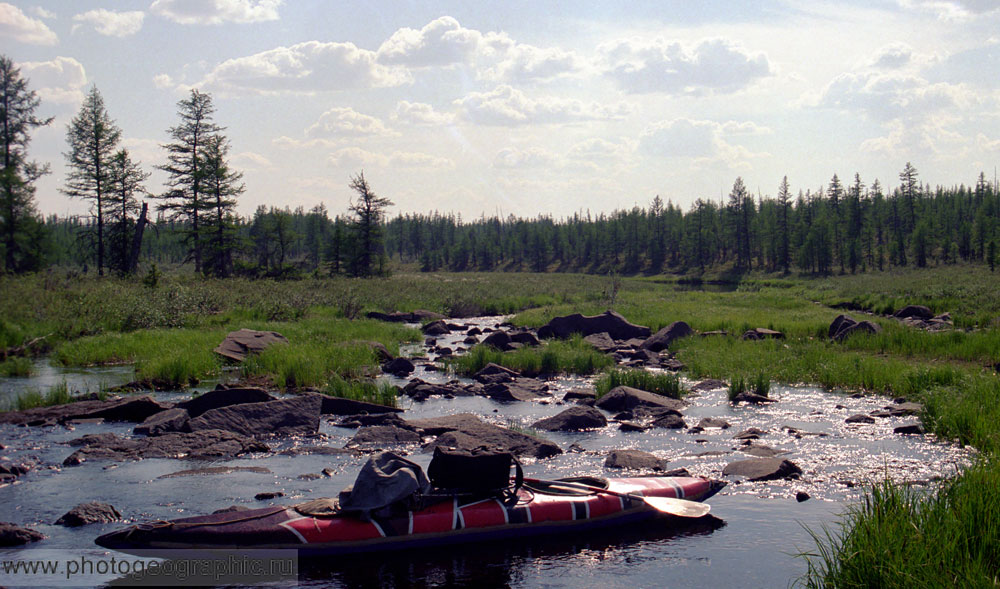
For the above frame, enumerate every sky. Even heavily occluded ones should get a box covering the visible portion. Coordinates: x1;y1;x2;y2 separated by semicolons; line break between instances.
3;0;1000;221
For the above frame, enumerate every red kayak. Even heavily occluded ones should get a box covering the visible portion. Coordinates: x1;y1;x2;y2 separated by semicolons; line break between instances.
96;476;724;557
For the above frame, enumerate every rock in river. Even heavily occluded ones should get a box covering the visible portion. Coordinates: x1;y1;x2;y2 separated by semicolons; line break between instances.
176;387;275;418
723;458;802;481
0;395;172;426
531;406;607;431
415;413;561;459
537;311;650;341
63;430;269;465
55;502;122;527
604;449;669;471
0;522;45;546
640;321;694;352
595;386;686;412
187;395;322;438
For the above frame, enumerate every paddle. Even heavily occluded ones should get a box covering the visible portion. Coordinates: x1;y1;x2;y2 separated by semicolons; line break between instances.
523;478;711;518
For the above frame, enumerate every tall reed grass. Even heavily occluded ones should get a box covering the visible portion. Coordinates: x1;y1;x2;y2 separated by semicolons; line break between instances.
594;368;683;399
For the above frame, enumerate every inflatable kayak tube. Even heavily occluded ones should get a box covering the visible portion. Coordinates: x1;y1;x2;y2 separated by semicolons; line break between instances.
96;476;725;557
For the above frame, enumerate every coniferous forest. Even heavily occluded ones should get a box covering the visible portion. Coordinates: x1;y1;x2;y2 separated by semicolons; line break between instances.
3;53;998;279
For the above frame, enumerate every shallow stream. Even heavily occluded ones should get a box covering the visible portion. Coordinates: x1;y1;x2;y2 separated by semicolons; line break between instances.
0;317;972;587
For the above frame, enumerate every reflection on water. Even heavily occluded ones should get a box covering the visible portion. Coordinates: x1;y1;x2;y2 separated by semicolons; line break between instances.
0;358;134;404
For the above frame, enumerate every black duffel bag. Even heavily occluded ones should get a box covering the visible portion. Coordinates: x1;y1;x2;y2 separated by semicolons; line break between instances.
427;447;523;499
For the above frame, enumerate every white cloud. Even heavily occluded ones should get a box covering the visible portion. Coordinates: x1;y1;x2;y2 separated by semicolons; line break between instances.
454;85;632;126
0;2;57;45
599;37;772;95
813;71;973;121
898;0;1000;21
150;0;281;25
195;41;410;94
272;136;339;150
231;151;271;169
376;16;511;68
19;56;87;105
31;6;55;19
305;107;395;138
483;43;585;83
73;9;144;37
638;118;769;170
328;147;454;169
492;146;559;169
153;74;174;89
392;101;454;126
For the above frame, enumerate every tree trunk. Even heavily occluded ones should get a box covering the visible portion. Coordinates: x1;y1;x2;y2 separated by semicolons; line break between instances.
128;202;149;274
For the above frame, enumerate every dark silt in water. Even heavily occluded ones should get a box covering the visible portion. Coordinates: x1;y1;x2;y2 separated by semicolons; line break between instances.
0;317;971;588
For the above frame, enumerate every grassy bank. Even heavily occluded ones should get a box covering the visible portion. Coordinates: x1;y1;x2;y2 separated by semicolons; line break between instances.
451;335;613;377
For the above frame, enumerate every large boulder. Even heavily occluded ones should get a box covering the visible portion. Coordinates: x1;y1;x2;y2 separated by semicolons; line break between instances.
0;522;45;546
54;502;121;527
186;395;322;438
537;311;650;341
214;329;288;362
0;395;172;426
829;314;882;341
595;386;686;412
509;331;541;347
604;449;669;471
381;357;415;376
893;305;933;320
481;331;513;351
640;321;694;352
134;408;190;436
176;388;275;418
531;406;607;431
722;458;802;481
63;430;268;465
422;320;450;336
415;413;561;459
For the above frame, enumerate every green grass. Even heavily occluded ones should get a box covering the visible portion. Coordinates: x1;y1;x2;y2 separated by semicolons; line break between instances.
451;335;613;377
802;459;1000;588
0;356;34;377
9;380;74;411
322;376;399;408
594;368;683;399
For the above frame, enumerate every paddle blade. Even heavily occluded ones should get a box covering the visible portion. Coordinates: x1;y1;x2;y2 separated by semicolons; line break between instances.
643;495;711;518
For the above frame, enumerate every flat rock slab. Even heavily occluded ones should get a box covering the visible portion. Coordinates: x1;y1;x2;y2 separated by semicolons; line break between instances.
0;395;172;426
846;414;876;424
604;449;669;471
0;522;45;546
176;388;275;418
158;466;271;479
595;386;686;412
347;425;422;447
697;417;731;429
740;328;785;341
537;311;650;341
481;379;551;402
741;445;786;458
416;413;561;459
187;395;322;438
54;502;121;527
63;430;269;465
531;406;607;431
214;329;288;362
723;458;802;481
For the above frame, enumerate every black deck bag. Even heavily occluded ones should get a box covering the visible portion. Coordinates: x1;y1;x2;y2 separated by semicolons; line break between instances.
427;447;522;496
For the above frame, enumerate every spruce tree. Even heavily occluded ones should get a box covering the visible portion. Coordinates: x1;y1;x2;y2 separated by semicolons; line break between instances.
199;134;243;277
347;172;393;277
158;89;221;274
0;55;52;273
106;148;148;275
63;85;121;276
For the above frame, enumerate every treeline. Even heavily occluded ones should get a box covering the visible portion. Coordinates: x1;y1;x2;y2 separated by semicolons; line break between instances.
42;164;1000;277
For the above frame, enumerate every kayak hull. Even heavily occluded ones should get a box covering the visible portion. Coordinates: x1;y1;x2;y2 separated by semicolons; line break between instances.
96;476;723;557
